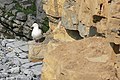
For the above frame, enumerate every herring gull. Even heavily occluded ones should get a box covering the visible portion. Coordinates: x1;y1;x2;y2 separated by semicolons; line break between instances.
31;23;43;42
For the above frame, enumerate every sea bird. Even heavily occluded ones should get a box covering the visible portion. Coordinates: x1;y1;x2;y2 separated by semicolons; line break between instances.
31;23;43;42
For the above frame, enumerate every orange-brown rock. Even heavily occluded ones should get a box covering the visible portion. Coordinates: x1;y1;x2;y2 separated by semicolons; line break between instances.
43;0;120;38
43;0;65;17
28;38;62;62
41;37;118;80
28;0;120;80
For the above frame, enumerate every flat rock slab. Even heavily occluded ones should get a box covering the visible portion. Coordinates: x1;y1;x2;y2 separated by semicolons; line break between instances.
42;37;117;80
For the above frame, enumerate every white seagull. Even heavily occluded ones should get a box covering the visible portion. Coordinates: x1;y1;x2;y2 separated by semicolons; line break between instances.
31;23;43;42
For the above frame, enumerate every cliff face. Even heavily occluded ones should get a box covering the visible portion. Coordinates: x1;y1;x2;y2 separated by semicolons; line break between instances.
29;0;120;80
43;0;120;37
42;37;117;80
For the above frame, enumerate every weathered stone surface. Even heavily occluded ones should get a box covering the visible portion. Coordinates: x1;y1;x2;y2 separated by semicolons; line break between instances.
0;39;42;80
8;67;20;74
43;0;65;17
0;0;13;8
16;12;27;21
43;0;120;38
28;37;62;62
53;26;82;41
5;3;15;12
26;14;36;27
41;37;117;80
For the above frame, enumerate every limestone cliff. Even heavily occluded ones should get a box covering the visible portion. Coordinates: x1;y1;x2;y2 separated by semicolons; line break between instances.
28;0;120;80
42;37;117;80
43;0;120;38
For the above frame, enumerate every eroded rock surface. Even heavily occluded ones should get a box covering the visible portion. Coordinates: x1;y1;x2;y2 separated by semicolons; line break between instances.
41;37;118;80
43;0;120;38
28;0;120;80
0;39;42;80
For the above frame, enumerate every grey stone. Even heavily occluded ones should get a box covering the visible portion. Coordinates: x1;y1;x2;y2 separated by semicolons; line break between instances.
0;55;5;62
0;64;5;71
19;0;32;9
0;50;4;55
0;73;8;78
13;27;19;32
16;12;27;21
15;0;22;2
26;14;36;27
12;58;21;66
0;23;3;31
5;3;15;12
62;15;77;30
7;67;20;74
0;0;13;8
6;52;16;58
15;36;21;40
23;26;31;34
12;9;18;15
61;0;78;30
78;22;87;37
0;78;5;80
2;39;16;47
0;2;4;8
21;22;24;26
13;20;21;25
17;52;28;59
0;17;5;22
8;16;14;20
21;62;42;69
71;14;78;25
13;41;27;47
1;39;8;47
5;15;8;18
33;75;40;80
30;64;42;75
6;42;14;48
18;58;29;64
22;4;32;9
14;48;22;53
18;44;28;52
15;74;30;80
1;57;8;63
21;69;34;75
36;0;46;23
0;39;41;79
6;77;16;80
6;39;16;42
3;61;13;71
0;9;3;16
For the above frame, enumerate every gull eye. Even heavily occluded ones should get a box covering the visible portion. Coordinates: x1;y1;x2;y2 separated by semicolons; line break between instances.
31;27;34;29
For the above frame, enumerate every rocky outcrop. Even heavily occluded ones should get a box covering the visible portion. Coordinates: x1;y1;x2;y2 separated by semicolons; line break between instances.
0;0;49;40
43;0;120;38
41;37;118;80
0;39;42;80
37;0;120;80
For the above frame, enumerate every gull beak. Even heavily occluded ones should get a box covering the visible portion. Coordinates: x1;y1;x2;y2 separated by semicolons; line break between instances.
29;26;34;30
29;28;32;30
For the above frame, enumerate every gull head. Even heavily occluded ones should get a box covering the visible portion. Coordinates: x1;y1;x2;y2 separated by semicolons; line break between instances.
31;23;39;28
